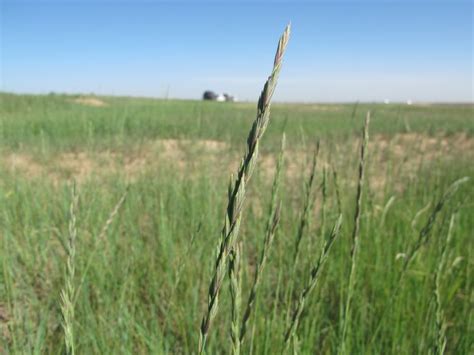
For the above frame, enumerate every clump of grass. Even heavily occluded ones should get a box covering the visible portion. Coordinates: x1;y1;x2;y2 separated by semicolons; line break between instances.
340;111;370;354
198;24;290;353
401;176;469;274
239;135;285;346
60;182;79;355
284;214;343;351
369;176;470;345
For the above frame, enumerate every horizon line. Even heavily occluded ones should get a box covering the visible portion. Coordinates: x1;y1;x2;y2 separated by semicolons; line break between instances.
2;90;473;105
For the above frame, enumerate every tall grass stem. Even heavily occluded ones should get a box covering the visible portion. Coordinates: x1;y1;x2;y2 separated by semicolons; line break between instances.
198;24;290;353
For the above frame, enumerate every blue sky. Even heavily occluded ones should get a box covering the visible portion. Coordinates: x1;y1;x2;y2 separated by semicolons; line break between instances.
1;0;472;102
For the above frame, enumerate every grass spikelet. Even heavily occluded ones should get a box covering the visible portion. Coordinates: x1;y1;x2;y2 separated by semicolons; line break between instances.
411;201;432;230
379;195;396;228
60;182;79;355
198;24;290;353
229;244;242;355
284;215;343;351
97;187;129;242
239;135;285;345
74;187;129;304
340;111;370;354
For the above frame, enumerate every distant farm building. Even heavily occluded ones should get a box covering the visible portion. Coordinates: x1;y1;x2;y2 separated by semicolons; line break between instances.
202;90;237;102
203;91;217;100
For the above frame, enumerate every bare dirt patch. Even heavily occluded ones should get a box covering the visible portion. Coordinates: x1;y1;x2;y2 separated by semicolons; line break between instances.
298;104;342;112
4;153;44;178
369;132;473;163
366;132;473;195
56;152;97;180
1;134;471;188
1;139;230;183
156;139;228;153
72;97;108;107
256;132;473;198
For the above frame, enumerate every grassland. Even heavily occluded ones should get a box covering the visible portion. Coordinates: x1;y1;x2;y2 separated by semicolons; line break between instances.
0;92;473;354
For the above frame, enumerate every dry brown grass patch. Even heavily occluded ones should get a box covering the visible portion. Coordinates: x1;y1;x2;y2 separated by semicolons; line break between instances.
72;97;108;107
1;134;470;189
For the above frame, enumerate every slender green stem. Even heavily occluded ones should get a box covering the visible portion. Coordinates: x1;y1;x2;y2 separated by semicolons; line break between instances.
284;215;343;352
340;111;370;354
239;134;285;346
433;214;455;355
293;141;320;266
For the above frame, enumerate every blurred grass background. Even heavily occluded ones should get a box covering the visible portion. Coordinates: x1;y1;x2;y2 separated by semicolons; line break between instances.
0;92;473;353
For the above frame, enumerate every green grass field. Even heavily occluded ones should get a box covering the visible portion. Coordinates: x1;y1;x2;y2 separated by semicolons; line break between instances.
0;92;473;354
